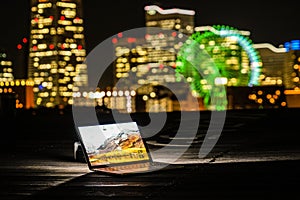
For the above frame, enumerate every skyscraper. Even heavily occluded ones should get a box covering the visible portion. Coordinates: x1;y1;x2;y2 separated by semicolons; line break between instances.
28;0;88;108
143;4;195;85
113;5;195;84
112;5;196;112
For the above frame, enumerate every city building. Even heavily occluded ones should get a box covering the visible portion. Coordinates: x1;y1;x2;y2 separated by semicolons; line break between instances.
110;5;196;112
112;35;145;87
0;49;14;82
15;37;30;79
28;0;88;108
280;40;300;107
142;4;195;87
0;49;16;116
0;47;34;110
283;40;300;90
0;79;34;109
144;5;195;35
253;43;287;86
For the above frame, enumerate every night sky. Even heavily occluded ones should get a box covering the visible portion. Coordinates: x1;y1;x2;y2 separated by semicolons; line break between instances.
0;0;299;75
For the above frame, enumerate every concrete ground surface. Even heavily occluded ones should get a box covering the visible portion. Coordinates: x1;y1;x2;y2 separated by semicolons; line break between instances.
0;108;299;199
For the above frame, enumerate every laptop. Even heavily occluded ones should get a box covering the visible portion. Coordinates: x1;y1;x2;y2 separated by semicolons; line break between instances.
76;121;180;175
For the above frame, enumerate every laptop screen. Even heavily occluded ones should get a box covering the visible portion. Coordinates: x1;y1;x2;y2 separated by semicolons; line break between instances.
78;122;150;167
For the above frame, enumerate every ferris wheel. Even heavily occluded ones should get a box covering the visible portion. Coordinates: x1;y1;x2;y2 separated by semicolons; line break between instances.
175;25;263;110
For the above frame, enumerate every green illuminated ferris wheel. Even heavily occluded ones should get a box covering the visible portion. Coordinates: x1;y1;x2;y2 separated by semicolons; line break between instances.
175;25;262;110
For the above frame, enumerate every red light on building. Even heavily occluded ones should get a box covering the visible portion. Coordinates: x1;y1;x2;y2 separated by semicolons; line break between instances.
127;37;136;43
49;16;54;20
22;38;28;43
77;45;83;50
74;17;80;23
49;44;55;49
172;32;177;37
32;46;37;51
112;38;118;44
17;44;22;50
34;18;38;22
60;16;65;20
117;32;123;38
